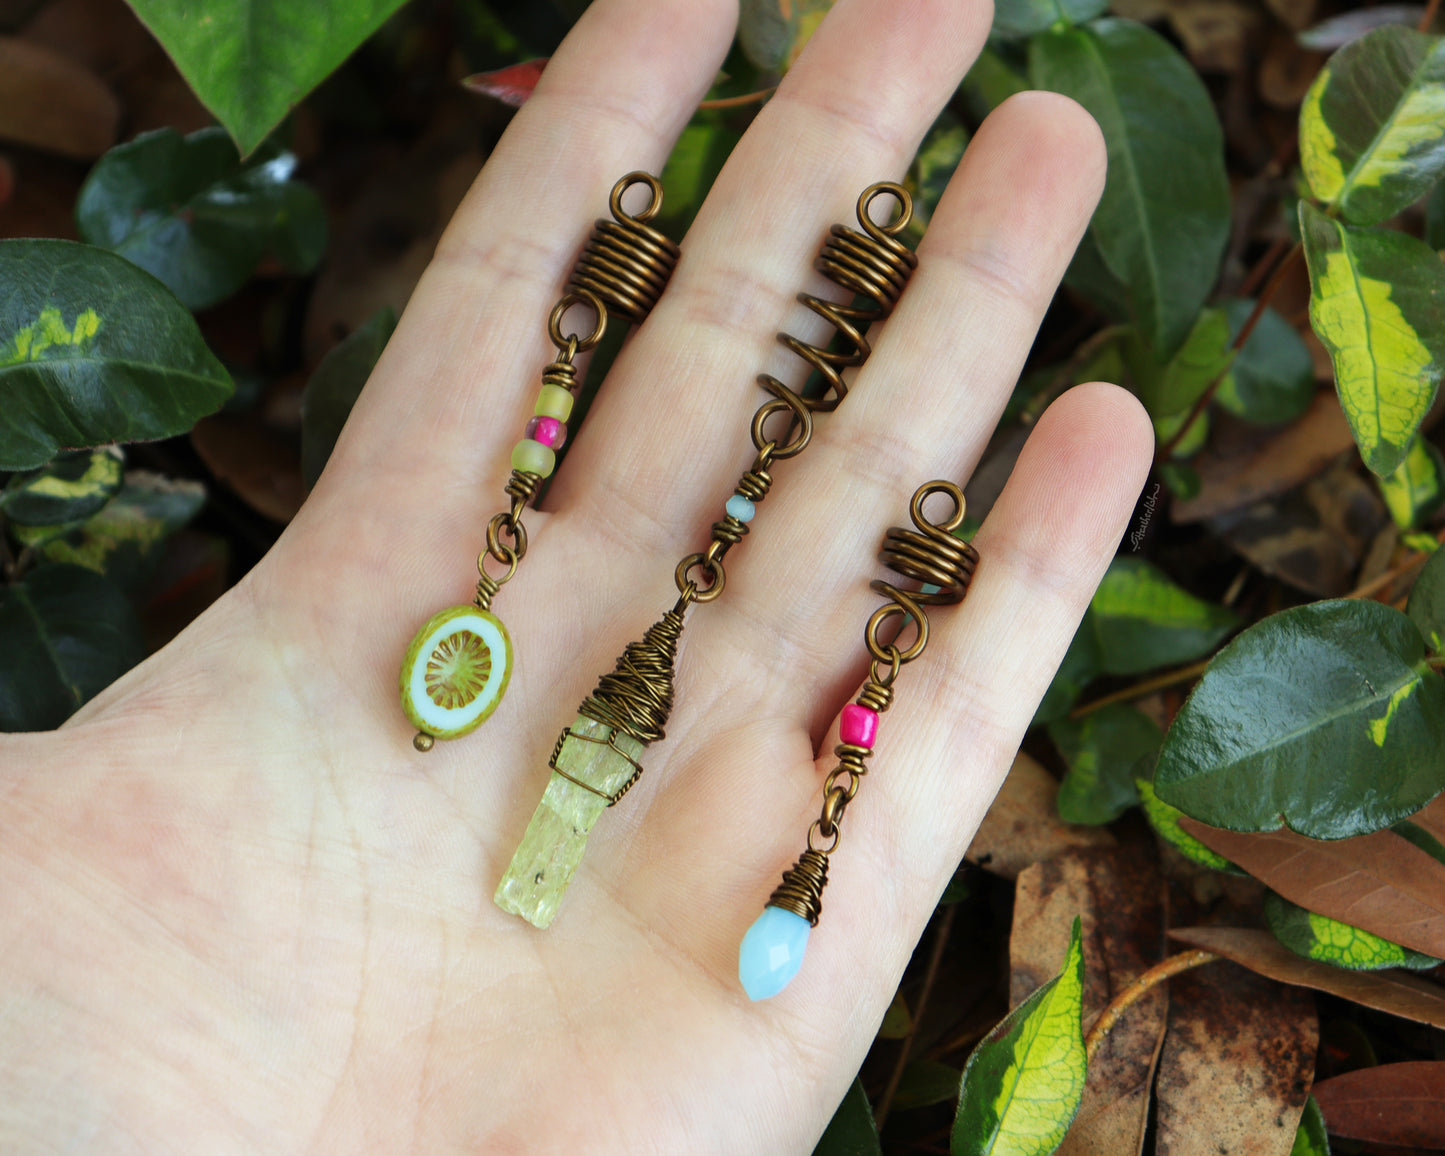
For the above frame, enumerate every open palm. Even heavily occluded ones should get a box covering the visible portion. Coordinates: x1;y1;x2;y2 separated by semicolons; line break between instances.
0;0;1154;1150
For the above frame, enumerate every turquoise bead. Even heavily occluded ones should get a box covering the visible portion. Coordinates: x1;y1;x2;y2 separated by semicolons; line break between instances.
726;494;756;523
739;905;811;1000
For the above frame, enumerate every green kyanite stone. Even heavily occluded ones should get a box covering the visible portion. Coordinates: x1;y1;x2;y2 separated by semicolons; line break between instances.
493;714;645;928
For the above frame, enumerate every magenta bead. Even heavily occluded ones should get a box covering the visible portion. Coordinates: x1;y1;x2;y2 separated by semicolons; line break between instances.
525;416;566;450
840;704;879;747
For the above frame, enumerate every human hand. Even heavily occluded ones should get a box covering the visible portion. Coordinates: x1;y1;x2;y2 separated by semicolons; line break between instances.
0;0;1153;1150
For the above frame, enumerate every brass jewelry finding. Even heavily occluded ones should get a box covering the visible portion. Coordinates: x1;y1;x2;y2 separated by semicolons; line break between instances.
495;183;920;928
740;480;978;999
398;173;680;750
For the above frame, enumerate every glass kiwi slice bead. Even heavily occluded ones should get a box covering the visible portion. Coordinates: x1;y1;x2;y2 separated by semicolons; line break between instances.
400;606;513;747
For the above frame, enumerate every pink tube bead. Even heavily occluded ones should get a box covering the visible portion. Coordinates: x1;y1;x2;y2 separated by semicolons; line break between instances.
840;704;879;747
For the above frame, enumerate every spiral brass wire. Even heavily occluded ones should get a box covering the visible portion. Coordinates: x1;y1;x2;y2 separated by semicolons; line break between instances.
567;172;681;326
579;607;685;744
767;849;830;925
753;183;917;459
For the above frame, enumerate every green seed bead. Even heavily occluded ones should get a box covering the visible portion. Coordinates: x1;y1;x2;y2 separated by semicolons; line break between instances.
534;385;575;421
512;438;556;477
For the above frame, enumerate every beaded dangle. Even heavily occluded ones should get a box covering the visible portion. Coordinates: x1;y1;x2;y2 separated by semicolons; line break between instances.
495;183;920;928
398;173;680;751
738;480;979;1000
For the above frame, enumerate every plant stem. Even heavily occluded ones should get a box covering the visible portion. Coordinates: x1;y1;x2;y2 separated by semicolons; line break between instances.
698;87;775;110
1420;0;1441;32
1154;243;1304;465
875;904;956;1132
1347;528;1445;601
1069;657;1215;719
1084;949;1217;1062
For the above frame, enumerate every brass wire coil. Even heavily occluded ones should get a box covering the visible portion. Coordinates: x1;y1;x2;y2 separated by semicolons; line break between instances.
753;182;917;459
567;171;681;327
768;848;830;926
579;607;685;744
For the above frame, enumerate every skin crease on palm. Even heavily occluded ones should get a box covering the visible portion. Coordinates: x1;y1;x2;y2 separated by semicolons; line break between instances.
0;0;1156;1151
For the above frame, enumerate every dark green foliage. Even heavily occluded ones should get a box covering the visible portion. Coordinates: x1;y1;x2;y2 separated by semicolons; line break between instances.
301;307;397;490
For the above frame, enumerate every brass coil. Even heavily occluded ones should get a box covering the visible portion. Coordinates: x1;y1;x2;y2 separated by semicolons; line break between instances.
567;172;681;327
504;469;543;505
579;607;685;744
868;480;978;665
540;358;578;393
735;469;772;502
710;514;749;546
474;571;501;612
753;183;917;457
768;848;830;926
857;680;894;714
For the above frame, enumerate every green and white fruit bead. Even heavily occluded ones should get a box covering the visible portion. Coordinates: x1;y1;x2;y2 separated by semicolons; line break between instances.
399;605;513;750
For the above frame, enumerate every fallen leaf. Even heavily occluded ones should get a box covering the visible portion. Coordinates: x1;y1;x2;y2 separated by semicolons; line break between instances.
1154;963;1317;1156
1297;5;1425;50
0;36;118;158
1178;819;1445;959
1312;1062;1445;1148
1171;0;1258;73
965;750;1114;880
1171;391;1352;523
1168;927;1445;1028
461;57;546;107
190;414;305;524
1011;846;1168;1156
1258;32;1326;109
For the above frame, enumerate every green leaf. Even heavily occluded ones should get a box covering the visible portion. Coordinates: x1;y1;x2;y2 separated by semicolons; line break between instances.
1216;298;1317;425
813;1078;881;1156
1087;556;1238;675
0;563;144;731
953;917;1087;1156
1125;307;1235;419
906;111;969;232
879;989;913;1039
993;0;1108;41
658;122;742;238
1265;891;1440;971
892;1061;964;1112
1301;201;1445;477
1062;229;1134;325
1034;610;1104;724
1427;178;1445;250
124;0;411;156
0;239;233;471
1380;436;1445;529
1159;460;1201;499
1049;703;1161;824
738;0;835;72
1408;545;1445;653
1299;26;1445;227
300;307;396;489
16;471;206;593
1029;19;1231;357
77;127;327;310
1;447;123;526
1291;1095;1329;1156
1137;774;1242;872
1152;404;1209;459
1154;599;1445;838
959;46;1031;121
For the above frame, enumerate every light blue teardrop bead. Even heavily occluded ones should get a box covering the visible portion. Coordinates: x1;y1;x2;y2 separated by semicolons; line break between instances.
739;906;811;1001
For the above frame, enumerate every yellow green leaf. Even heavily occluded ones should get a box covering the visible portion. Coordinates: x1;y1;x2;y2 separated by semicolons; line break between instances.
1380;436;1445;529
0;447;123;527
1290;1095;1329;1156
1265;891;1440;971
1299;26;1445;226
1301;202;1445;476
1137;775;1242;872
953;919;1086;1156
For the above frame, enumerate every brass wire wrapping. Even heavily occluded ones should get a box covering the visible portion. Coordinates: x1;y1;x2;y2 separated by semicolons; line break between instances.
761;481;978;926
578;607;685;744
567;172;681;325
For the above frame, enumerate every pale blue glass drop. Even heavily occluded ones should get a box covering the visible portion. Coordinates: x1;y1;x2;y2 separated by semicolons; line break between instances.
739;906;811;1001
726;494;756;523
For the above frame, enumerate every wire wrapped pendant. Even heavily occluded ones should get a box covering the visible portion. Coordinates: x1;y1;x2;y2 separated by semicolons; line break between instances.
739;481;978;1000
494;184;920;928
399;174;679;751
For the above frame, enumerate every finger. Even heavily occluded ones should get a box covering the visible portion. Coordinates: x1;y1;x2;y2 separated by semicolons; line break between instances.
676;91;1112;737
316;0;736;508
546;0;990;546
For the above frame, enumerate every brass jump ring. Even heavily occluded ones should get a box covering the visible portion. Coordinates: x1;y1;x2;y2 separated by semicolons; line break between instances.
751;397;812;459
548;290;607;352
675;553;726;603
487;510;528;564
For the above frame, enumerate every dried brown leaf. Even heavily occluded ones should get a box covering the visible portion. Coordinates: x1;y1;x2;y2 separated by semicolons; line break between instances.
1178;820;1445;959
1168;927;1445;1028
461;58;547;106
965;751;1114;880
1154;963;1317;1156
1312;1062;1445;1147
190;415;305;524
1012;847;1166;1156
0;36;117;158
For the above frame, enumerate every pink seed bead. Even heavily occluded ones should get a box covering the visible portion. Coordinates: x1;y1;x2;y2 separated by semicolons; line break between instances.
525;415;566;449
840;704;879;747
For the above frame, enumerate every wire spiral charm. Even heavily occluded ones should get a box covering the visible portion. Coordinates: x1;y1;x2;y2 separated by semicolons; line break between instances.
739;480;978;1001
754;183;918;459
567;171;681;326
579;607;685;745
